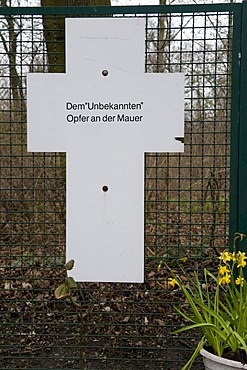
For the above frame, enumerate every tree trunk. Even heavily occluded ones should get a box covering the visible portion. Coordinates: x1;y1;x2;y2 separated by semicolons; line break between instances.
40;0;111;177
0;0;25;110
41;0;111;73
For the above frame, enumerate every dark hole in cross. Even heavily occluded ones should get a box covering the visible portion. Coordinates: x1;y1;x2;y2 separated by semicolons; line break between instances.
102;70;108;77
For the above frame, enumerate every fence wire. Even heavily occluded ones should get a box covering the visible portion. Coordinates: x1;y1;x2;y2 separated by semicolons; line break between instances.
0;4;239;369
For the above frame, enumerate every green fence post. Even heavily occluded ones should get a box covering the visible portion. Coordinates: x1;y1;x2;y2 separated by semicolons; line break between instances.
237;0;247;250
230;4;242;245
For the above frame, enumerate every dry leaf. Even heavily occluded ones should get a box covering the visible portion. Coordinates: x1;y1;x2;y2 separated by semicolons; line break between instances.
55;283;69;299
22;282;32;289
4;281;12;290
156;319;166;326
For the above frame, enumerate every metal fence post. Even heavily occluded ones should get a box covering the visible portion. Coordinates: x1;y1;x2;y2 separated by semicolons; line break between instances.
229;3;242;248
236;0;247;250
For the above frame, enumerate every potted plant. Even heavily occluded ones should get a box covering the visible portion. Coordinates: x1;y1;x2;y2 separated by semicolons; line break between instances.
167;232;247;370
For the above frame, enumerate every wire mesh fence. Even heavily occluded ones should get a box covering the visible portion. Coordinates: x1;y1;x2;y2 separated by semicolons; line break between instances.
0;3;242;369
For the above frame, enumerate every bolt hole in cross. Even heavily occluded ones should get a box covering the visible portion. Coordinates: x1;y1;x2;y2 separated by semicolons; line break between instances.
102;69;109;76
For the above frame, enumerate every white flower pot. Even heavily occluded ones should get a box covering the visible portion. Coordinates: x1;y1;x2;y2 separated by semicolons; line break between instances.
200;348;247;370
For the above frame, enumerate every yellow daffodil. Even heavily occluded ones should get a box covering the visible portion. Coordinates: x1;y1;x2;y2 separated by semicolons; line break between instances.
236;251;247;268
180;257;188;263
218;273;231;285
219;265;230;276
235;276;245;286
219;251;232;263
168;278;178;288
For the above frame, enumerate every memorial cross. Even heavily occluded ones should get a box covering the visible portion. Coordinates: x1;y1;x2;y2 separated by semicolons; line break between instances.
27;18;184;283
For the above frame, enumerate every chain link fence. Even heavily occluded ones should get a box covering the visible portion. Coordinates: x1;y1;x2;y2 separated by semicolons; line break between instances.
0;3;243;369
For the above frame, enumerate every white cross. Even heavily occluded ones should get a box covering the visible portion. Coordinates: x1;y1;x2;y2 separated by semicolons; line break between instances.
27;18;184;283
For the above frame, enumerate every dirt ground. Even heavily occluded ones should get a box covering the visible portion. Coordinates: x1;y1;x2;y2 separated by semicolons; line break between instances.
0;234;215;370
1;342;204;369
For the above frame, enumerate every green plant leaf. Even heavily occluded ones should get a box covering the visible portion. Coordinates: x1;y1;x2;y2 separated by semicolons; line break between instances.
55;283;69;299
65;259;75;271
66;276;77;289
174;322;225;336
69;296;82;308
181;337;206;370
232;331;247;353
